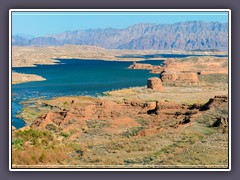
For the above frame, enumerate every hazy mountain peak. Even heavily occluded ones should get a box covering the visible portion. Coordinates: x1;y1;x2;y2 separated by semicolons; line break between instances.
12;21;228;51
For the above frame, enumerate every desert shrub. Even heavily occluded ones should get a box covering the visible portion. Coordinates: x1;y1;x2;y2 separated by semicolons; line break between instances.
122;127;144;138
13;128;54;148
45;124;56;131
12;145;75;165
135;117;148;126
86;120;109;129
15;128;53;141
12;128;78;165
69;143;86;158
12;138;24;150
60;131;71;138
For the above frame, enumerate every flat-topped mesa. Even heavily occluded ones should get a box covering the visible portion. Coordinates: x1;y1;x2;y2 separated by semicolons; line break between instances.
160;70;199;83
147;77;163;91
128;62;163;74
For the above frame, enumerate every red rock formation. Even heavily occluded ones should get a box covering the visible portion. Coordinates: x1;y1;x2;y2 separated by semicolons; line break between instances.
200;95;228;111
128;62;153;70
147;77;163;91
29;95;228;141
128;62;163;74
161;71;199;83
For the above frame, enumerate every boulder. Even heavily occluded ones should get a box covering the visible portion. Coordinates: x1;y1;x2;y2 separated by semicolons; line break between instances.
147;77;163;91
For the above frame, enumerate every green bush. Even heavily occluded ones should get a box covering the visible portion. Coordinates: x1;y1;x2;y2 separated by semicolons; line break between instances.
60;131;71;138
12;138;24;150
14;128;54;148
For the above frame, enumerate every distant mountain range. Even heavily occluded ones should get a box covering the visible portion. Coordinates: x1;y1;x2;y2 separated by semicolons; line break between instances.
12;21;228;51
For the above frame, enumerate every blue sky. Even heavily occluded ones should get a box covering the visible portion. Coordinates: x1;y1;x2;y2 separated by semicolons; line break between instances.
12;11;229;37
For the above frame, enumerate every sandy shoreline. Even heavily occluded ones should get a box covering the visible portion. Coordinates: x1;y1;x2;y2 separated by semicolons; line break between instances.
12;45;227;68
12;72;46;84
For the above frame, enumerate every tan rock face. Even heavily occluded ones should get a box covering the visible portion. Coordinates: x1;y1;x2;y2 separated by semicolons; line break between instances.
161;71;199;83
128;62;163;74
200;95;228;111
147;77;163;91
150;66;164;74
129;62;153;70
159;56;228;85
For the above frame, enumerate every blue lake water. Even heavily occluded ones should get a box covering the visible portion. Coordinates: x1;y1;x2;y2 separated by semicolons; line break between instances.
12;59;164;129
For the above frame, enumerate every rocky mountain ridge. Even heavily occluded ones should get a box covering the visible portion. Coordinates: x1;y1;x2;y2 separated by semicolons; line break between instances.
12;21;228;50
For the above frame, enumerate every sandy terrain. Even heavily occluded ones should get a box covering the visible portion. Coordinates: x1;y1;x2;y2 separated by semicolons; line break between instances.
12;45;226;67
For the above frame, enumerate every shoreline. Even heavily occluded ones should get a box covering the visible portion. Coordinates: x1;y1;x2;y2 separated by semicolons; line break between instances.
12;45;227;84
12;72;46;84
12;58;166;84
12;58;164;84
12;45;227;68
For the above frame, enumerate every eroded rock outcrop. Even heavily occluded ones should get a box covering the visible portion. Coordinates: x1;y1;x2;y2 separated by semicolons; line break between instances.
147;77;163;91
161;71;199;83
128;62;163;74
128;62;153;70
200;95;228;111
159;56;228;85
28;95;228;142
150;66;164;74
